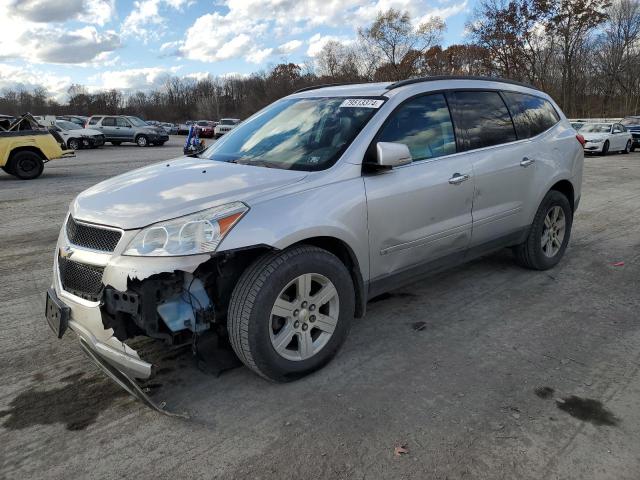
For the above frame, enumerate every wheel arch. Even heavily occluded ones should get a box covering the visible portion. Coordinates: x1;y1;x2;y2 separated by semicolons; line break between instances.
9;146;45;161
289;236;367;318
549;179;575;212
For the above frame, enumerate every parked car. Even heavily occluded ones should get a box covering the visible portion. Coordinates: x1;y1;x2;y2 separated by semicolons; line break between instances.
178;121;194;135
86;115;169;146
46;77;582;407
1;113;73;179
58;115;89;128
195;120;216;138
580;122;633;155
53;120;105;149
214;118;240;138
159;122;178;135
620;116;640;151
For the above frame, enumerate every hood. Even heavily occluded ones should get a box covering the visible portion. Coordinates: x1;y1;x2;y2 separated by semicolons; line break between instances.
581;132;608;141
71;157;308;229
68;128;102;136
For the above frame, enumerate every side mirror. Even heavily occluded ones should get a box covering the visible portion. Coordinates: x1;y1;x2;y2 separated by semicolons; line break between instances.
376;142;412;168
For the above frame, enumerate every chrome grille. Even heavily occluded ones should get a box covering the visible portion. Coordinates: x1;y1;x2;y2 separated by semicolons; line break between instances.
66;216;121;252
58;256;104;302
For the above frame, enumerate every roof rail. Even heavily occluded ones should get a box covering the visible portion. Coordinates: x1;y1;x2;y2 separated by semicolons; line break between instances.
293;82;358;93
385;75;538;91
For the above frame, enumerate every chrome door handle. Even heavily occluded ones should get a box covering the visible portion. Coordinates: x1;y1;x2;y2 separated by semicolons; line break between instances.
449;173;470;185
520;157;535;167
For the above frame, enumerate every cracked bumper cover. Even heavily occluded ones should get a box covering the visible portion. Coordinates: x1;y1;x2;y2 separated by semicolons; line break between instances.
51;225;210;381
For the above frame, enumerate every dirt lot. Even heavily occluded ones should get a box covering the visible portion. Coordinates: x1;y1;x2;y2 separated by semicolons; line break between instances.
1;139;639;479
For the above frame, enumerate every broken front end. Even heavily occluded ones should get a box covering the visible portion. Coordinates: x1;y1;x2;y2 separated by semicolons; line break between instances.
46;207;260;410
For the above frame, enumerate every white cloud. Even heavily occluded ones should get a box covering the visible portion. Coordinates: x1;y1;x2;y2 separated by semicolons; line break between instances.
8;0;116;26
174;0;467;64
121;0;190;41
277;40;303;54
306;33;354;57
0;63;72;102
0;2;121;64
246;48;274;64
89;66;182;90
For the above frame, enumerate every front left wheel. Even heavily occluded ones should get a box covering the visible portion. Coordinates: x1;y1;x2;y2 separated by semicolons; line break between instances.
228;245;355;382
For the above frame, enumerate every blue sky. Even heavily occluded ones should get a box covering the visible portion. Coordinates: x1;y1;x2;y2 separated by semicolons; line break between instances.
0;0;473;101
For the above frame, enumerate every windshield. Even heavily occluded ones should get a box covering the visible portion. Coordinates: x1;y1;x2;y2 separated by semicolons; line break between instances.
57;120;79;130
620;117;640;126
203;97;383;171
581;123;611;133
127;116;148;127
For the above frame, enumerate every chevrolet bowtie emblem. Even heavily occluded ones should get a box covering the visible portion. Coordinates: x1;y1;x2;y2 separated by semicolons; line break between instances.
60;245;74;258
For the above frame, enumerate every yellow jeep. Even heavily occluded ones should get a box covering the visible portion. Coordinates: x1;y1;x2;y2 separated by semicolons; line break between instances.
0;113;74;180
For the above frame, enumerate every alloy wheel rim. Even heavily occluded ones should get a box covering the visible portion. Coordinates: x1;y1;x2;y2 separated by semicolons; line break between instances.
138;137;147;146
269;273;339;361
541;206;566;258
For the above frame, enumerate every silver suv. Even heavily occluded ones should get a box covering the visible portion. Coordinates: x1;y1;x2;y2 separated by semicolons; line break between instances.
87;115;169;146
47;77;583;396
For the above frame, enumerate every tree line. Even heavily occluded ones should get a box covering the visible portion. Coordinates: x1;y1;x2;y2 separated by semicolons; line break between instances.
1;0;639;121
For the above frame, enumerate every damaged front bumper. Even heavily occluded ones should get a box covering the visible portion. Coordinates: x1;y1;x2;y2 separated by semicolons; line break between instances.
48;216;213;412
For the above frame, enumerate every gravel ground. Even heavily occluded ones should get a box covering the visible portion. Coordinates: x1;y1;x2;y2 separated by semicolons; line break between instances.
1;138;639;479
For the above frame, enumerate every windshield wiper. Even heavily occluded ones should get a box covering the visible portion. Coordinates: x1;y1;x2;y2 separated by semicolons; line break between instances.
233;158;282;169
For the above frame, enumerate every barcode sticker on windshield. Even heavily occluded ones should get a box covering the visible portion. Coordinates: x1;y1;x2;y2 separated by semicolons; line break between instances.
339;99;384;109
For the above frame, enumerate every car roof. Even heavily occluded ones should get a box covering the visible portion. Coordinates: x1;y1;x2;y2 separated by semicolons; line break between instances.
289;76;547;100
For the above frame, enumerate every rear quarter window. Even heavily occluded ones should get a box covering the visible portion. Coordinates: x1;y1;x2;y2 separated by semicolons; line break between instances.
446;91;517;151
88;117;101;125
501;91;560;139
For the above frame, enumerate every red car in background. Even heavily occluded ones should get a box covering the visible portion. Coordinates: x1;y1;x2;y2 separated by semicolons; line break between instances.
194;120;217;138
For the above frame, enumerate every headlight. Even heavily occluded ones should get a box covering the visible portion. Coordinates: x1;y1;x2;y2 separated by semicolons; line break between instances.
123;202;248;256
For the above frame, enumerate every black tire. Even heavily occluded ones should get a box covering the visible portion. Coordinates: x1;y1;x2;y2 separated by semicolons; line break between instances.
631;144;636;152
111;141;121;146
81;138;90;149
2;164;15;175
9;151;44;180
135;135;148;147
228;245;355;382
601;140;609;156
67;138;80;150
513;190;573;270
622;140;632;154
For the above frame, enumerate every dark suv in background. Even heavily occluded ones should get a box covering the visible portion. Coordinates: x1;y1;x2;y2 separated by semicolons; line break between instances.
621;116;640;151
87;115;169;146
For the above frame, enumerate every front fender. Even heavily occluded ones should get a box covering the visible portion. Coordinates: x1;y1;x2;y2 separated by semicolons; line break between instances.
218;176;370;281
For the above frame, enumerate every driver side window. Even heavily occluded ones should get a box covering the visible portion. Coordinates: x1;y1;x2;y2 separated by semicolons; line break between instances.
116;117;130;127
377;94;456;162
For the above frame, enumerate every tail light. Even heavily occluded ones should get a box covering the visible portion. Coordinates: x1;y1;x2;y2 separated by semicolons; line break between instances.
576;134;585;146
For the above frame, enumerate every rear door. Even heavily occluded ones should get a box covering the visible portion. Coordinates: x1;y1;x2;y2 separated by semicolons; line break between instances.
447;90;536;247
364;93;474;287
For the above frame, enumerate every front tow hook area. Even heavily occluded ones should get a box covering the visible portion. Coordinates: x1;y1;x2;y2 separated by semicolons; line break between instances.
79;340;189;418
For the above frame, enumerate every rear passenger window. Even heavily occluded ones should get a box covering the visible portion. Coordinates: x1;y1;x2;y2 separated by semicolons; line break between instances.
377;93;456;161
88;117;100;125
102;117;115;127
447;91;516;151
502;91;560;139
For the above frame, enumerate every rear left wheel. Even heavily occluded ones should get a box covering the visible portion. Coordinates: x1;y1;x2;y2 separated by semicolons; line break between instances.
228;245;355;382
513;190;573;270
